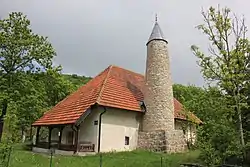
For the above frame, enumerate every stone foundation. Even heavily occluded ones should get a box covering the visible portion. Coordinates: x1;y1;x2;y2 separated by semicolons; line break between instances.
165;130;187;153
137;130;187;153
32;147;75;155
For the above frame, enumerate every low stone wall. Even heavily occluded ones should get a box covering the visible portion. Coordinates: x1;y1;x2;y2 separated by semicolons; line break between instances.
137;130;187;153
32;147;75;155
32;147;97;156
32;147;50;154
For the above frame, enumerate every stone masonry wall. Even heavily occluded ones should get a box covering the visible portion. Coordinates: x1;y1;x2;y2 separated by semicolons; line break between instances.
137;130;166;152
142;40;175;131
138;130;187;153
165;130;187;153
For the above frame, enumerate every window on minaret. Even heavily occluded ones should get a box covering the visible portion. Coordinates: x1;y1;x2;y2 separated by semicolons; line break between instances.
125;136;130;145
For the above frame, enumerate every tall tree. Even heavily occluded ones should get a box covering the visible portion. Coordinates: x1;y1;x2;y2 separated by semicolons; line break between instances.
41;67;75;107
174;84;239;166
13;68;75;142
0;12;56;141
191;6;250;160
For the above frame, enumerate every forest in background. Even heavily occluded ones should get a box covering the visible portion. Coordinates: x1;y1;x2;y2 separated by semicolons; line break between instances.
0;5;250;167
2;72;92;142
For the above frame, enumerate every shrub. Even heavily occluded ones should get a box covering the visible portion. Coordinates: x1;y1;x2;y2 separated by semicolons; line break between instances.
0;143;11;167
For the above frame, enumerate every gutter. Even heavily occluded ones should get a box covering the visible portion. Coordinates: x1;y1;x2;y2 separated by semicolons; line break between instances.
97;106;107;153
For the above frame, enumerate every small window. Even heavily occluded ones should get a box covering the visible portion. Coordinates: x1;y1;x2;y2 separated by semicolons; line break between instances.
94;120;98;125
125;136;130;145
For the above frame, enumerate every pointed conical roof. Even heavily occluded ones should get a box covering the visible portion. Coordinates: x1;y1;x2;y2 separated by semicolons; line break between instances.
147;21;167;45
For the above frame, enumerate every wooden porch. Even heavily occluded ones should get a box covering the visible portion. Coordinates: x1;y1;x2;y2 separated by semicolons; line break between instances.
35;141;95;152
34;125;95;153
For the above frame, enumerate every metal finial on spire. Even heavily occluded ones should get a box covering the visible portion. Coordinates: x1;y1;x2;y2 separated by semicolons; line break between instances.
147;15;167;45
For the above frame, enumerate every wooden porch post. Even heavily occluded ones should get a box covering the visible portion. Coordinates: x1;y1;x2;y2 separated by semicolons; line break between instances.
58;126;64;149
74;126;79;153
48;127;52;149
35;126;41;146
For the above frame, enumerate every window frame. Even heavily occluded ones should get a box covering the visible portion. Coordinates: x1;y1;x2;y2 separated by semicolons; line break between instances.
125;136;130;145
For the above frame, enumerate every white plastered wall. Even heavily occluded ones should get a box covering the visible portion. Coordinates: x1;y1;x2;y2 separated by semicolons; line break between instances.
100;107;140;152
78;108;99;152
48;106;140;153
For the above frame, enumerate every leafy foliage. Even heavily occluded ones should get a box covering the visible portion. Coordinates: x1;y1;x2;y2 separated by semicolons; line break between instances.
0;12;92;143
173;84;243;166
0;12;56;141
2;70;81;141
190;5;250;166
63;74;92;90
0;142;11;167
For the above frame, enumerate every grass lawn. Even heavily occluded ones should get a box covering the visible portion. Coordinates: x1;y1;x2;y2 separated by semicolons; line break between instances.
6;147;201;167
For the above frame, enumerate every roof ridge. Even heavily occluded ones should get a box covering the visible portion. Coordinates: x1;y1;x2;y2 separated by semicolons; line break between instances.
111;65;144;77
96;65;113;104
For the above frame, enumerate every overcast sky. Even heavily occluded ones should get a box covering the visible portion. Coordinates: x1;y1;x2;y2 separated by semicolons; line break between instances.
0;0;249;86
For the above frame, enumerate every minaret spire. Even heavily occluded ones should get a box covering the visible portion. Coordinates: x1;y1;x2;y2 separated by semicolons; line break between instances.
147;15;167;45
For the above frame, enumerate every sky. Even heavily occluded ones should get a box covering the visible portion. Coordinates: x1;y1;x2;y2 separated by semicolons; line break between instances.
0;0;249;87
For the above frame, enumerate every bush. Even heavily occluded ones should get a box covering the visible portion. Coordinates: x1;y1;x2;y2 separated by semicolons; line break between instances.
245;143;250;165
0;143;12;167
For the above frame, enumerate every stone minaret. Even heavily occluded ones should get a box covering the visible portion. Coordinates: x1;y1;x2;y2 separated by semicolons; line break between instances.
138;17;186;153
142;17;175;132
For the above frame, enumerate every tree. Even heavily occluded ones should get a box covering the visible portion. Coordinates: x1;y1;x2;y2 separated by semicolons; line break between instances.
191;6;250;160
41;67;75;107
14;72;47;142
173;84;205;111
195;87;240;166
12;68;75;142
62;74;92;89
173;84;241;166
0;12;56;141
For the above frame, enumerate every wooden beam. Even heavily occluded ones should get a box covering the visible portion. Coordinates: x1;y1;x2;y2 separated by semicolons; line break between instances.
75;108;91;126
35;126;41;146
74;126;80;153
58;126;64;149
48;127;52;149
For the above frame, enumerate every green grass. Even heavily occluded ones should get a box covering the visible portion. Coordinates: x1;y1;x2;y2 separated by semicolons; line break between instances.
7;148;201;167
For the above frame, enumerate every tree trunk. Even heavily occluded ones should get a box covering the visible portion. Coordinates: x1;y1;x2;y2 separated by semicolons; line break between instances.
21;127;26;143
237;108;246;158
233;88;246;159
0;100;8;142
0;122;3;142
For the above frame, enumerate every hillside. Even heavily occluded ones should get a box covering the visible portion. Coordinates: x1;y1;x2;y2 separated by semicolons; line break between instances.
62;74;92;88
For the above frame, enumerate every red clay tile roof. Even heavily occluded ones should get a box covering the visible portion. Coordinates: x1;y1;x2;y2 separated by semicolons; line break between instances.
33;65;202;126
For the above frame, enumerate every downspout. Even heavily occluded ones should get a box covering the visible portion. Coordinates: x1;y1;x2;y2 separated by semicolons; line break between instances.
97;106;107;153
